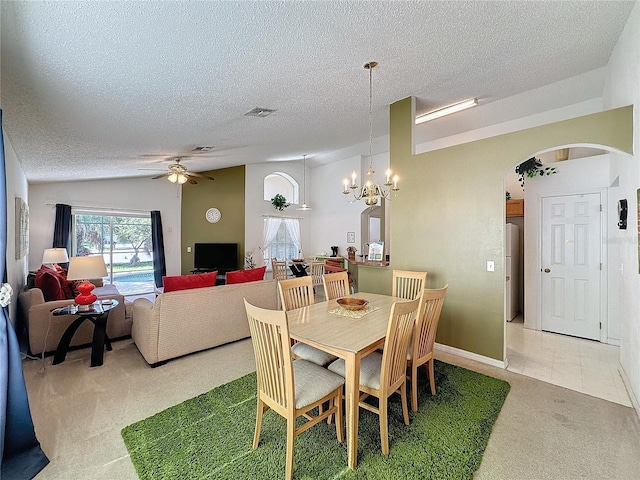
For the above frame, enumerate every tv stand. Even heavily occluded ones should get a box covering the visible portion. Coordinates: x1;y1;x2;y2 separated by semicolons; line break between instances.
190;268;216;274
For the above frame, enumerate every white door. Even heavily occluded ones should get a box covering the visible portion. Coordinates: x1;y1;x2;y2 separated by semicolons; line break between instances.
541;193;601;340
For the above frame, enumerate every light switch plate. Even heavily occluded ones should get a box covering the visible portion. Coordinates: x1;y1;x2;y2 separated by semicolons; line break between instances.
487;261;495;272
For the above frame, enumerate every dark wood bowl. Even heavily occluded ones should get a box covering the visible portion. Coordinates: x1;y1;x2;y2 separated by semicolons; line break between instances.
337;297;369;311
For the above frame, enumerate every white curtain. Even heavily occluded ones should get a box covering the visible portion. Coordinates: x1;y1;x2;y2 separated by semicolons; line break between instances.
263;217;282;253
283;218;301;254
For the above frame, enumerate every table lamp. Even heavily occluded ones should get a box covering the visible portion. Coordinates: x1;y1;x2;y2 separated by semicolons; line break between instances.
42;248;69;268
66;255;108;311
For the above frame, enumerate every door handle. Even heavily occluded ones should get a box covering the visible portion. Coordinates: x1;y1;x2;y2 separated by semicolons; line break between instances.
544;268;550;273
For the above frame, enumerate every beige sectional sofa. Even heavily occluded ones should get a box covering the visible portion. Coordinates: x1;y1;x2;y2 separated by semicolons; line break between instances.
19;281;129;356
132;279;279;366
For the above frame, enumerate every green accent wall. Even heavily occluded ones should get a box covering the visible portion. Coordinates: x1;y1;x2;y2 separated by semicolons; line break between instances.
361;97;633;361
180;165;245;274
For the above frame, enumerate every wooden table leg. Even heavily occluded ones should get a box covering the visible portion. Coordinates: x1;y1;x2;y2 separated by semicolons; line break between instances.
344;352;360;469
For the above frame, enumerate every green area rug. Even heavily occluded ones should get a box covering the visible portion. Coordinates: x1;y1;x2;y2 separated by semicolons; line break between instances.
122;361;510;479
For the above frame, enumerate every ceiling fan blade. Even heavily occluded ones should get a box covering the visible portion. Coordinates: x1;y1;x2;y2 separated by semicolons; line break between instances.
186;176;198;185
151;173;171;179
187;172;215;180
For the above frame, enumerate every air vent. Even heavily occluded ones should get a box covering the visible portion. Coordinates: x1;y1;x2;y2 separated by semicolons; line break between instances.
191;146;215;152
244;107;276;118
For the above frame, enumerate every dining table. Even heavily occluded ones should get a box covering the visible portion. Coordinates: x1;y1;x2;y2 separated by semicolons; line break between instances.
286;292;402;470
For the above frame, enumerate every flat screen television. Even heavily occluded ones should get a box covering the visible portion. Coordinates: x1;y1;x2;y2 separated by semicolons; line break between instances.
193;243;238;272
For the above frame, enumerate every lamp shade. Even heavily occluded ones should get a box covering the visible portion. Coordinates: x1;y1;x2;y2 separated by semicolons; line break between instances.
42;248;69;265
66;255;108;281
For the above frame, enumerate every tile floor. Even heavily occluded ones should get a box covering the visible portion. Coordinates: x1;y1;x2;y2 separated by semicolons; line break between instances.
506;316;632;407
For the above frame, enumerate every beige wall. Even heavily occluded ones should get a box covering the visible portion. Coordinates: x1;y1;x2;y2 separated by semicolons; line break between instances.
28;177;183;276
3;128;29;325
387;97;632;361
180;165;245;274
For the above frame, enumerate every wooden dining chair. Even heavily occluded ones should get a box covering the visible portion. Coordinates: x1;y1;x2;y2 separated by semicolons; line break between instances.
244;300;344;480
408;285;448;411
278;277;338;367
310;261;325;294
392;270;427;300
271;258;288;281
328;296;421;455
322;271;350;300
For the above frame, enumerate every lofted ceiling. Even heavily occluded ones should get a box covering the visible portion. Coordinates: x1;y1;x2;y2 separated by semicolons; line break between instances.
0;1;635;183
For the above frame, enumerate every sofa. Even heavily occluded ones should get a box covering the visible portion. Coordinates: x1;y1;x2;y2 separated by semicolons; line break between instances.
19;279;130;356
132;278;279;366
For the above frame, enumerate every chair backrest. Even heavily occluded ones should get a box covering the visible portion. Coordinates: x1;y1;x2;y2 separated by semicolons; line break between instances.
322;271;350;300
392;270;427;300
310;262;325;287
380;296;421;394
244;299;294;413
271;258;288;281
277;276;315;311
412;285;448;361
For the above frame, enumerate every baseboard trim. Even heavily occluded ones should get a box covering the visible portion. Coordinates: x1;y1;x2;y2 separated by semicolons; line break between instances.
618;365;639;419
435;342;506;369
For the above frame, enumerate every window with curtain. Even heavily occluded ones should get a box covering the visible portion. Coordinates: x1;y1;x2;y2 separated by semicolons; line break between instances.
263;217;301;267
72;210;154;295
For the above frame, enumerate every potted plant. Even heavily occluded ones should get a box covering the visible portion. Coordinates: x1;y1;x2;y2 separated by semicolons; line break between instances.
271;194;290;212
515;157;556;188
346;246;357;260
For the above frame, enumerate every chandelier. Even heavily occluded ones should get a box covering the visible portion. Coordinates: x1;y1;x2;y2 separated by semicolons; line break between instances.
297;154;312;211
343;61;399;206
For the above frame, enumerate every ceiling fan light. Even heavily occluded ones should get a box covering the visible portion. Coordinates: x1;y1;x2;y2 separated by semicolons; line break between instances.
177;173;188;184
167;173;178;183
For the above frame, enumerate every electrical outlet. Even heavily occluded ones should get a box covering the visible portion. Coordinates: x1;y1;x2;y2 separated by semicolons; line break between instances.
487;261;495;272
187;246;192;253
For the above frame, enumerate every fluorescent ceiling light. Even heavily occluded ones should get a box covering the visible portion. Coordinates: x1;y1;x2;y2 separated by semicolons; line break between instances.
415;98;478;124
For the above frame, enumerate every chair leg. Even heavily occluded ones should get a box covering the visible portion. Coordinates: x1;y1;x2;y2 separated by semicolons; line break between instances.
285;419;296;480
253;399;265;449
335;391;344;443
411;363;419;412
379;396;389;456
400;383;410;425
427;359;436;395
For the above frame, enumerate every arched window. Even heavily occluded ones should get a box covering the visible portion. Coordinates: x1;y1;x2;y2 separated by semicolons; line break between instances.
264;172;299;204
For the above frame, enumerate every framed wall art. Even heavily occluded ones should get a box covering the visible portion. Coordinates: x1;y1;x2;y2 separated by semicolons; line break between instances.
15;196;29;259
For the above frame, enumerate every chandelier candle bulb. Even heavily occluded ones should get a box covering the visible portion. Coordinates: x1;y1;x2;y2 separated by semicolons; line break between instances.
393;175;398;190
385;169;391;183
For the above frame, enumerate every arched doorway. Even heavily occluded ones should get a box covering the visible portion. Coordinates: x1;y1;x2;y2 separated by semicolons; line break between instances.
504;145;632;406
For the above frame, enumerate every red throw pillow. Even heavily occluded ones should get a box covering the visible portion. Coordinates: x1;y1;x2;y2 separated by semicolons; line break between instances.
162;271;218;293
225;266;266;284
34;265;67;301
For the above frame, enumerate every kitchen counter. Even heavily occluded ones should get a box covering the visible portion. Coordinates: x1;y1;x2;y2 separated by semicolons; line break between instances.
344;256;389;268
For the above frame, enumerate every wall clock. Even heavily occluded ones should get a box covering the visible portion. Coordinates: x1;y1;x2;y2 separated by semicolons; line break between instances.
205;207;221;223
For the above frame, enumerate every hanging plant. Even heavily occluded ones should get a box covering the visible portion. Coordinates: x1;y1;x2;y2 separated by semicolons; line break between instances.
515;157;556;188
271;194;290;211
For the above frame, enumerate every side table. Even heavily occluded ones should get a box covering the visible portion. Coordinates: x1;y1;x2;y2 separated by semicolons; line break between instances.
51;299;119;367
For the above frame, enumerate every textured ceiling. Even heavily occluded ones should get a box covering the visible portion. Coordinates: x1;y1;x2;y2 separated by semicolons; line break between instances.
0;1;635;183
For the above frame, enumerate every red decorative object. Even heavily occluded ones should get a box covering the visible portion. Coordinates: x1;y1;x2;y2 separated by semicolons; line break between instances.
74;280;97;310
162;271;218;292
225;266;266;284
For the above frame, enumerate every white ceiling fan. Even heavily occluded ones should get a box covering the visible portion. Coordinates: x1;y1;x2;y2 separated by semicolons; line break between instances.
149;157;215;184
